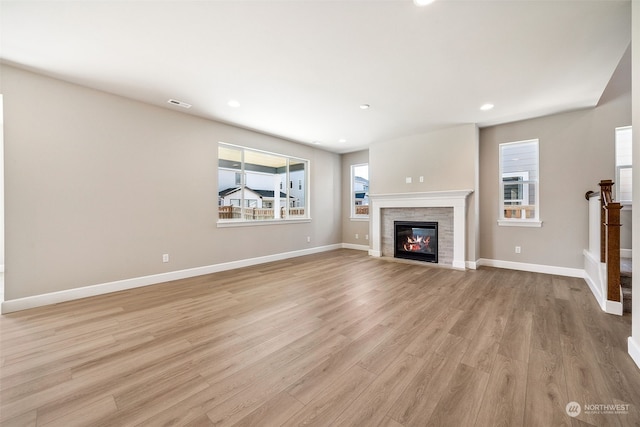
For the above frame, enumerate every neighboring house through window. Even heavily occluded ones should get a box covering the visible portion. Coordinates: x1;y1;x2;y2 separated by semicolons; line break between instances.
218;143;309;222
351;163;369;218
498;139;541;227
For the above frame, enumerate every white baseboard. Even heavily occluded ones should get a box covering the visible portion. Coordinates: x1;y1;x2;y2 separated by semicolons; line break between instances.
621;248;632;259
629;337;640;370
341;243;369;251
466;260;478;270
583;249;606;311
477;258;585;278
1;244;342;314
583;267;605;309
606;300;623;316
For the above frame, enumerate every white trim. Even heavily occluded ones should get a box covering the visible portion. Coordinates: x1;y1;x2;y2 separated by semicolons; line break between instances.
606;300;623;316
499;139;540;222
349;217;369;222
466;260;478;269
497;219;543;228
1;244;342;314
583;251;605;308
217;218;311;228
477;258;584;278
621;248;632;259
368;249;382;257
342;243;369;251
628;337;640;370
369;190;473;269
583;249;624;316
351;163;370;219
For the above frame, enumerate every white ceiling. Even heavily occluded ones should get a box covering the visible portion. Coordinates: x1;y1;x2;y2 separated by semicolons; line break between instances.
0;0;631;153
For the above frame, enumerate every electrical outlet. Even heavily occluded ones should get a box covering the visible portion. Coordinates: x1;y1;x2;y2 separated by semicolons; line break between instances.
365;234;369;240
419;176;424;183
307;236;311;243
162;254;169;263
405;177;412;184
515;246;521;254
355;234;359;239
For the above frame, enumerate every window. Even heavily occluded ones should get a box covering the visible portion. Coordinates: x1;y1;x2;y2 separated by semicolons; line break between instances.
498;139;541;226
615;126;632;204
218;143;309;222
351;163;369;218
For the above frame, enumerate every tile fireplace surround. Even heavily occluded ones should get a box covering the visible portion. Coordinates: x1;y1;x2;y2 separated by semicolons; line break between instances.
369;190;473;269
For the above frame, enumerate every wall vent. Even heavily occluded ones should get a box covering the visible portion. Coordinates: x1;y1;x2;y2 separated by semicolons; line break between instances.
167;99;192;109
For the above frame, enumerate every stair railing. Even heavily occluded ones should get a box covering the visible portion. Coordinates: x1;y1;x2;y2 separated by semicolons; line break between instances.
598;180;622;302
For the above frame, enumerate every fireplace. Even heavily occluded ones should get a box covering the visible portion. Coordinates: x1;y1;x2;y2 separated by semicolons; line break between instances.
394;221;438;263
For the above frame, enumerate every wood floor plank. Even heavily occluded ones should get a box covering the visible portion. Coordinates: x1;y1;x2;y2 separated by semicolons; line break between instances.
524;348;570;427
387;333;469;425
498;308;533;363
231;390;304;427
424;362;489;427
285;324;393;404
332;351;424;427
474;353;527;427
281;365;376;426
0;249;638;426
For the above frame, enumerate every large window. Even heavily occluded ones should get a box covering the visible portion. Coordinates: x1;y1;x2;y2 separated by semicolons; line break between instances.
499;139;541;226
615;126;632;204
351;164;369;218
218;143;309;222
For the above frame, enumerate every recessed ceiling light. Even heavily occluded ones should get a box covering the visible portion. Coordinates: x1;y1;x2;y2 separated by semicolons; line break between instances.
360;104;370;110
339;138;347;143
413;0;436;6
167;99;192;109
480;103;494;111
312;141;322;145
227;99;241;108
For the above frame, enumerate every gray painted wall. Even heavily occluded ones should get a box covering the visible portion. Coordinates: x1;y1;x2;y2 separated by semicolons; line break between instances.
1;65;342;300
341;150;369;246
369;124;479;262
479;47;631;269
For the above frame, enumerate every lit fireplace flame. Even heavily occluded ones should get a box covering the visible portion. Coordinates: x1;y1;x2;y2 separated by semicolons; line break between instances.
403;235;430;252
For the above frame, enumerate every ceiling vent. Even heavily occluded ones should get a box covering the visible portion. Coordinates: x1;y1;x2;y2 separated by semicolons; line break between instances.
167;99;192;109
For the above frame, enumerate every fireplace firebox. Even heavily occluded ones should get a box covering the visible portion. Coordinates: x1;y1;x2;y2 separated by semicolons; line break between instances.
394;221;438;263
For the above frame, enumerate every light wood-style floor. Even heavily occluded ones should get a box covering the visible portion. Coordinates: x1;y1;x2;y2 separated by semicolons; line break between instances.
1;249;639;426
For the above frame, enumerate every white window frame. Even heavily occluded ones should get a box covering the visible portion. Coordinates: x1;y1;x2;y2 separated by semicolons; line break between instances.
350;163;369;220
217;142;311;227
498;139;542;227
615;126;632;206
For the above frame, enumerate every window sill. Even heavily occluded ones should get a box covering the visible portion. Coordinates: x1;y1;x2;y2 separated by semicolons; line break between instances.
498;219;543;228
217;218;311;228
350;216;370;222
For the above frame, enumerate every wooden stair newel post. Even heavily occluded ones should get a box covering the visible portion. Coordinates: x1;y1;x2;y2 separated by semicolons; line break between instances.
606;202;622;302
599;180;614;263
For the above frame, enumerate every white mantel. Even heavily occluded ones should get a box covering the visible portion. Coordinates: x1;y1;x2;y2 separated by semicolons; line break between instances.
369;190;473;269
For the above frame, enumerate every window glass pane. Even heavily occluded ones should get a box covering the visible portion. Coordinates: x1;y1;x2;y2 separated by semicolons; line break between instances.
353;164;369;216
289;159;306;217
499;140;538;221
218;143;309;222
615;126;632;203
218;145;243;219
619;167;632;202
243;150;286;221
